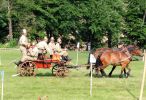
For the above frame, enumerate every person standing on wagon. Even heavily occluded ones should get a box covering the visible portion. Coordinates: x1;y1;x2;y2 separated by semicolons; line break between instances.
15;29;30;65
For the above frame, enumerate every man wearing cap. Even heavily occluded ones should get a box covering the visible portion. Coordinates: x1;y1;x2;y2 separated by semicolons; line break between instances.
18;29;30;61
48;37;56;54
14;29;35;65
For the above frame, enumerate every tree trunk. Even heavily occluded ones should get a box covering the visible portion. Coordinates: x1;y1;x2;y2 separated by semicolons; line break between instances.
107;31;112;48
8;0;13;40
142;9;146;26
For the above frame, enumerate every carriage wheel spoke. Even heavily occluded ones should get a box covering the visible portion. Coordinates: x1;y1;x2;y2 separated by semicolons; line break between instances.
17;61;36;76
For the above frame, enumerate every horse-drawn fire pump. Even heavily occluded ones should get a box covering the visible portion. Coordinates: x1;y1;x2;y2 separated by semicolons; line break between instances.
17;54;75;77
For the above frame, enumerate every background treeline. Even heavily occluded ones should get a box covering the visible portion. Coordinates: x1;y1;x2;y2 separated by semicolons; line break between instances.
0;0;146;48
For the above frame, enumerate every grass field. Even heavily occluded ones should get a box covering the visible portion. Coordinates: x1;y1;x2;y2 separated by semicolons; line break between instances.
0;49;146;100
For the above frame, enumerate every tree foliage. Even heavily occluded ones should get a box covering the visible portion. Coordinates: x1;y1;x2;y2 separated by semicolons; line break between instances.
0;0;146;48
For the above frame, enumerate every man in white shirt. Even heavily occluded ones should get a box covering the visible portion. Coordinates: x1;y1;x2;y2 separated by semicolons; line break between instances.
37;36;52;59
27;41;39;59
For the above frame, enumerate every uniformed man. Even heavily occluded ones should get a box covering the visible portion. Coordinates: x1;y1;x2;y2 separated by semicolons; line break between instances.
19;29;29;60
15;29;34;65
55;38;71;61
37;36;52;59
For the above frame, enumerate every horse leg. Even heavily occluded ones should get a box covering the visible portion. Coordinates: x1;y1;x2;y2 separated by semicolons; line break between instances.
100;69;107;77
123;68;128;77
95;67;100;77
119;67;125;78
126;67;131;77
108;66;116;77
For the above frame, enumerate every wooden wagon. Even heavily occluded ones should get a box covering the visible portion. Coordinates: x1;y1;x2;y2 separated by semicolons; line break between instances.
17;54;70;77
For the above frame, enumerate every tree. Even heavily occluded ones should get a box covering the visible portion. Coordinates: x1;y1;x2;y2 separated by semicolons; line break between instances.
74;0;126;48
7;0;13;40
125;0;146;48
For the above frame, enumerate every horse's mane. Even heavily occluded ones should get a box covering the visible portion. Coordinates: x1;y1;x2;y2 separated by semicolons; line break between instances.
126;45;138;52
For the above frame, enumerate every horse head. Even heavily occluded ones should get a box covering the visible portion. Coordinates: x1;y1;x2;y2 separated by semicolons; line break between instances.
127;45;143;56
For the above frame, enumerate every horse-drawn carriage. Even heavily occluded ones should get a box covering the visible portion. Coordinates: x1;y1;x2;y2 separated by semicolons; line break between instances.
17;54;73;77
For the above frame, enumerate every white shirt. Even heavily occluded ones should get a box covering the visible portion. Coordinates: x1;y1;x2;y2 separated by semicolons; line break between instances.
55;43;62;52
48;42;56;53
28;46;39;57
19;35;28;46
37;41;52;54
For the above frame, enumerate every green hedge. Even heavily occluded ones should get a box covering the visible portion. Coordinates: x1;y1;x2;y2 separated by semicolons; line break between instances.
0;39;18;48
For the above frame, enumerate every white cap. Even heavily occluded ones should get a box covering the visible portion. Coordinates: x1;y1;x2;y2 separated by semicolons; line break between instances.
22;29;27;34
50;37;54;41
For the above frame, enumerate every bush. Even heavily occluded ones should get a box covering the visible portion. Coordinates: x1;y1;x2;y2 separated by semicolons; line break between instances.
0;39;18;48
132;56;142;61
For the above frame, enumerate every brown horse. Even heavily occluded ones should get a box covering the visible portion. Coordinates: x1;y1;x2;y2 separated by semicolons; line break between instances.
108;45;143;77
94;45;143;78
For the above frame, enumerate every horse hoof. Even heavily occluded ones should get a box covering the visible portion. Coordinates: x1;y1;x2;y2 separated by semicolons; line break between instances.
119;75;123;78
108;74;112;77
127;72;130;76
124;74;129;78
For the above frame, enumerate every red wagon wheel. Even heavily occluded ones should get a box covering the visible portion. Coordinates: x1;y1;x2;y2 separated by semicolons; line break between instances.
18;61;36;76
52;64;69;77
52;64;59;76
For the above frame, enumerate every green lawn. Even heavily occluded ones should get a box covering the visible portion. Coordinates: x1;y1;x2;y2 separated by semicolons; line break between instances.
0;49;146;100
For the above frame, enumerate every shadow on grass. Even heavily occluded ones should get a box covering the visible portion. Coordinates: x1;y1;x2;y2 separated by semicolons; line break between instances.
85;73;134;78
84;73;108;78
36;72;54;77
109;74;134;78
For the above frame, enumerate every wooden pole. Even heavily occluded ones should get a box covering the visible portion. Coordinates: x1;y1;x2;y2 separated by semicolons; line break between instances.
76;42;80;66
1;71;4;100
0;56;1;66
139;53;146;100
76;49;79;66
90;63;93;96
143;50;145;61
89;54;96;96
